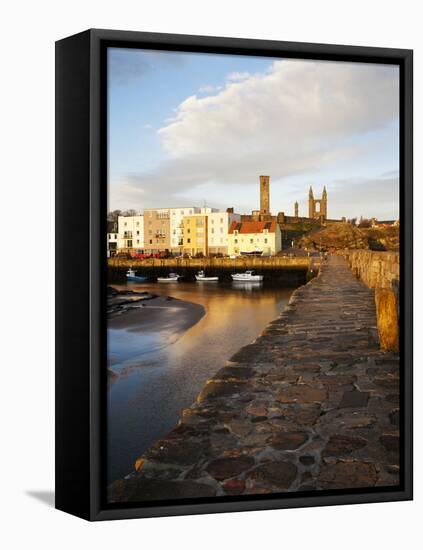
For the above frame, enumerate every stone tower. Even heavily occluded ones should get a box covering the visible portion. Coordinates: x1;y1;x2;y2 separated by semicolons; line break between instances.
260;175;270;215
294;201;299;218
308;186;327;220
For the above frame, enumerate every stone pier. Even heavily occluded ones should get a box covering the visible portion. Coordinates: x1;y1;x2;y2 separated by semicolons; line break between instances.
109;255;400;502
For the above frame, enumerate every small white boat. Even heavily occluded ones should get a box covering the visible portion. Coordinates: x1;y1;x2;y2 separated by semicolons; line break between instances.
157;272;181;283
231;270;264;282
195;270;219;282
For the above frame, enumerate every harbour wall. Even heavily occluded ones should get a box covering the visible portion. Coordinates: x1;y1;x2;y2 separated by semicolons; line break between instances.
108;256;315;285
340;250;400;351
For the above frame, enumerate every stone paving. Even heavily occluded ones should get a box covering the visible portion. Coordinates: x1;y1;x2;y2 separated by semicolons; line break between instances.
108;255;400;502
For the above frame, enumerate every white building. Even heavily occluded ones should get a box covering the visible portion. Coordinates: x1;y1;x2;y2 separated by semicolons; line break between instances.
228;220;282;256
207;210;241;255
117;215;144;251
169;207;201;253
107;221;118;258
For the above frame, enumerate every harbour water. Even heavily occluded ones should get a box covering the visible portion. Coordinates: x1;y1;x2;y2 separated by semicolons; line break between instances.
107;280;296;483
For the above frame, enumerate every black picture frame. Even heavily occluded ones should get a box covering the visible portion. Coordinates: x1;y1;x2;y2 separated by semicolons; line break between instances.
55;28;413;521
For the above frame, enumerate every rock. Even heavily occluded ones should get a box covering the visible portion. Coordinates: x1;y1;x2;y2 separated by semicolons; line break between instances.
339;390;369;408
214;366;256;380
206;456;255;481
197;380;251;402
299;455;315;466
144;439;204;465
246;399;270;417
108;478;216;502
319;461;378;489
322;434;367;457
276;385;327;404
375;288;399;352
277;404;322;426
379;434;400;453
222;479;246;495
319;374;356;387
389;409;400;426
292;364;321;373
247;462;297;490
269;431;308;450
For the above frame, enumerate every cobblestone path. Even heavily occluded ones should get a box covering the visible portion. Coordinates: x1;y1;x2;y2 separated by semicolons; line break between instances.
109;255;400;502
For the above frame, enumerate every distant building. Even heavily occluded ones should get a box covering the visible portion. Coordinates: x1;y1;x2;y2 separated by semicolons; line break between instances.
117;215;144;252
169;207;201;253
308;186;327;221
228;220;282;256
107;221;118;257
182;213;208;256
207;209;241;255
143;209;171;253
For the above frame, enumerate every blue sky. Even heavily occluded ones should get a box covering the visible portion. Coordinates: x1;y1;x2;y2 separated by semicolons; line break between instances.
108;48;399;220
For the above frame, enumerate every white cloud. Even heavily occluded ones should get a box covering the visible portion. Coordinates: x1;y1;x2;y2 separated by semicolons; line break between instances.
111;59;399;213
226;71;251;81
159;60;398;162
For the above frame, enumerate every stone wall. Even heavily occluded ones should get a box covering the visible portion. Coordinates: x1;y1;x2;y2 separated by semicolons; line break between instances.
340;250;400;351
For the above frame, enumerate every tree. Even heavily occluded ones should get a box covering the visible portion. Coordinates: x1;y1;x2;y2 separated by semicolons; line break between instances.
107;209;122;222
122;209;138;217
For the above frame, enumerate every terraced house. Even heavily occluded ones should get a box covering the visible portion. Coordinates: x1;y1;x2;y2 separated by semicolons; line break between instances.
143;209;171;253
228;220;282;256
117;214;144;252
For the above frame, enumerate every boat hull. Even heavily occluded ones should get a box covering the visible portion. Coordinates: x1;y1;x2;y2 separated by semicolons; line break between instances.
231;275;264;282
195;276;219;282
157;278;179;283
126;276;148;282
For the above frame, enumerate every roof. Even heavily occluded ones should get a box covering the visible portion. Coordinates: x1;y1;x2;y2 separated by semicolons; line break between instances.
228;220;277;234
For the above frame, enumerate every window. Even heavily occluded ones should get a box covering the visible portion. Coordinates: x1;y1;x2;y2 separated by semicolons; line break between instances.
149;239;152;244
114;234;117;239
220;218;223;223
124;222;127;227
250;239;253;244
234;239;238;244
187;229;191;233
136;222;139;226
136;231;140;235
108;234;111;240
211;219;214;224
211;228;214;234
137;240;140;244
264;238;268;244
181;210;184;215
187;238;191;243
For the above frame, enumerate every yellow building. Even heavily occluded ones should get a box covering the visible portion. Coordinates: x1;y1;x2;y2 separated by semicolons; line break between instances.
228;220;282;256
182;214;208;256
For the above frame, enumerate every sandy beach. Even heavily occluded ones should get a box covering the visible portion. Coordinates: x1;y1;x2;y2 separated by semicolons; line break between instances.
107;288;205;383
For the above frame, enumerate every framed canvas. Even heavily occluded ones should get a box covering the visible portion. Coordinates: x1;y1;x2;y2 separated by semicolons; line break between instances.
55;29;413;521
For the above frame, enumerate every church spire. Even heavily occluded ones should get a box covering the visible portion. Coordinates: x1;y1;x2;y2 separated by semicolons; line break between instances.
309;186;314;198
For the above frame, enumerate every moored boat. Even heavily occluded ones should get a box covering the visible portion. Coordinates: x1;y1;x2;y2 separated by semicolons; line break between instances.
157;272;181;283
195;270;219;282
126;268;148;282
231;270;264;282
240;249;263;256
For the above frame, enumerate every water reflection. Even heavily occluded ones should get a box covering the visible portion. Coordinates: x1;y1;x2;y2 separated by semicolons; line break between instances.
107;281;296;483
